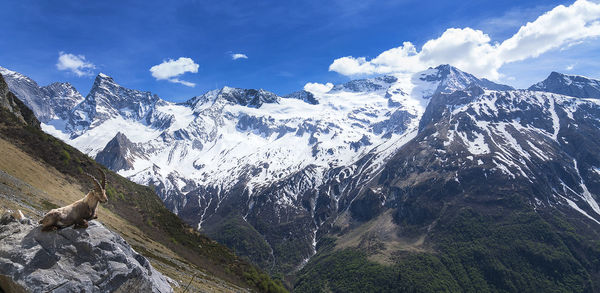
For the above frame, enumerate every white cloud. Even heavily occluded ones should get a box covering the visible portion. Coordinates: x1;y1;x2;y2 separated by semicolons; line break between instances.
329;0;600;80
168;78;196;87
231;53;248;60
56;52;95;77
150;57;199;87
304;82;334;94
566;64;575;70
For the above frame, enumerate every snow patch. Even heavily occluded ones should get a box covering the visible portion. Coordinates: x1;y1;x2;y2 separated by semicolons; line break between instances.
573;159;600;216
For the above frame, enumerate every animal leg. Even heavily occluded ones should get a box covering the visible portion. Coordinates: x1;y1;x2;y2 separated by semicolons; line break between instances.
74;219;89;229
42;225;58;232
85;213;97;221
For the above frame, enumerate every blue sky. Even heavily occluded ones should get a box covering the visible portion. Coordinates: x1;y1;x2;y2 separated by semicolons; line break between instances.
1;0;599;102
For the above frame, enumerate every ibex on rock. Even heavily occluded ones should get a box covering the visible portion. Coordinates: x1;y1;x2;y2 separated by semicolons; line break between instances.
39;168;108;231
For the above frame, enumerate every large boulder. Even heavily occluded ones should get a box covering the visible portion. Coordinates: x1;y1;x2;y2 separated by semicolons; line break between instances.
0;215;172;293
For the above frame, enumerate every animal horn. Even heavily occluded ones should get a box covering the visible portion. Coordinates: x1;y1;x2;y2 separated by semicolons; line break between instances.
84;172;102;193
97;168;106;189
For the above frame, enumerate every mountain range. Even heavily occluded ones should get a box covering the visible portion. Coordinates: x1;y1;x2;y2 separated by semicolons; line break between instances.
2;64;600;291
0;71;287;292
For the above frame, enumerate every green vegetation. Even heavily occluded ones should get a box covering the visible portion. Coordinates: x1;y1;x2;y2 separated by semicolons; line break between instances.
296;208;600;293
60;149;70;165
40;199;59;210
244;269;287;293
205;215;274;270
105;185;116;199
296;249;461;292
436;208;598;292
271;235;314;274
105;185;125;201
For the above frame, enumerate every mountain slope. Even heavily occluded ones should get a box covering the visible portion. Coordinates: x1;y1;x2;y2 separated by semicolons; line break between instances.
296;86;600;292
0;72;286;293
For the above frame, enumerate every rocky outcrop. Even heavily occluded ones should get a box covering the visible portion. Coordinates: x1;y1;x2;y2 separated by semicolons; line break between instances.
96;132;141;172
219;87;280;108
0;215;172;293
283;90;319;105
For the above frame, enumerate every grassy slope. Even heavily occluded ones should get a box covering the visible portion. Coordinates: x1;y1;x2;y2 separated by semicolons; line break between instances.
0;138;237;293
0;107;287;293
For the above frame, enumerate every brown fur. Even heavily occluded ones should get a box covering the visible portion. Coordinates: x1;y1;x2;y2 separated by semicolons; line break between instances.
39;169;107;231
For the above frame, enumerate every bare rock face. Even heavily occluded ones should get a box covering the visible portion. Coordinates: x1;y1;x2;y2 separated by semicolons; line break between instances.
0;216;172;293
95;132;141;172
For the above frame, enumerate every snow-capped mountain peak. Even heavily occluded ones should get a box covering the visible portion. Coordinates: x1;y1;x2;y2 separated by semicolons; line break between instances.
87;73;160;110
188;86;281;109
529;71;600;99
421;64;513;93
0;66;29;81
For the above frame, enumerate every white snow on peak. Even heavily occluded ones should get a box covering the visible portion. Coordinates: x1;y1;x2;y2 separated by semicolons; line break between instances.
1;67;41;85
37;67;461;212
0;66;26;80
